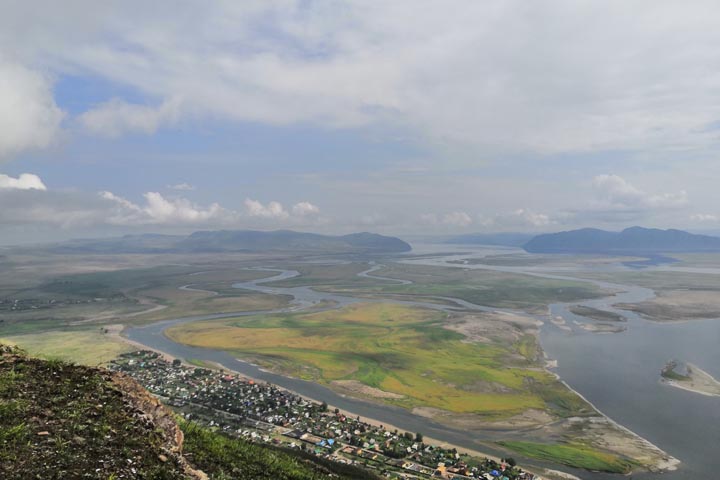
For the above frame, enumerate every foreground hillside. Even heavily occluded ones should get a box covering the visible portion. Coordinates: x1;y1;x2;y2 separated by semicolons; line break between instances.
0;345;363;480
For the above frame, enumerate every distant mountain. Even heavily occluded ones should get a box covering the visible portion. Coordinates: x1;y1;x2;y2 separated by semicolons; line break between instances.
48;230;411;254
444;232;536;247
524;226;720;254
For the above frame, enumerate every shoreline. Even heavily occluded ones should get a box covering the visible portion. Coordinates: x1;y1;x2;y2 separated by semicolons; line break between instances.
556;378;680;472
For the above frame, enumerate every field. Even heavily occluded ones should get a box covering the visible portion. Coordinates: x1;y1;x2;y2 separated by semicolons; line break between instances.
497;441;638;473
572;269;720;322
167;303;589;419
301;263;610;313
0;253;291;335
0;328;133;365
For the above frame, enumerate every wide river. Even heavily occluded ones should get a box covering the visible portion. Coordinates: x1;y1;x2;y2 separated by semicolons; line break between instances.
127;245;720;479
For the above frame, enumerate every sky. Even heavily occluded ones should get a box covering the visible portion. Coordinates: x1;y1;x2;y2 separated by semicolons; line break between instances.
2;0;720;244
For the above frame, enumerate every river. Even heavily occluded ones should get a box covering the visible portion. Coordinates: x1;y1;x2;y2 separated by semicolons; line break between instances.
126;245;720;479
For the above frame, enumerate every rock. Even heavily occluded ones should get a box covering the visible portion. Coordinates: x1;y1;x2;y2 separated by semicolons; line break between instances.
158;454;168;462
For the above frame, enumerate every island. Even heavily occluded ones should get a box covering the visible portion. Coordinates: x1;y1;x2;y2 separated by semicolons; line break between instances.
569;305;626;323
661;360;720;397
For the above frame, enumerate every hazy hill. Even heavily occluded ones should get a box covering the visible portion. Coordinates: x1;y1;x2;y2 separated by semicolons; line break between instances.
46;230;412;254
524;226;720;254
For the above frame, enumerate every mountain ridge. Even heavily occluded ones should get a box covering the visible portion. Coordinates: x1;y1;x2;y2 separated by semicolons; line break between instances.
41;229;412;254
524;226;720;253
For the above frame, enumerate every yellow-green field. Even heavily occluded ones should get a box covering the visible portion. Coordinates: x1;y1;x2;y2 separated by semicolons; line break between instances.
0;329;132;365
167;303;583;419
497;441;639;473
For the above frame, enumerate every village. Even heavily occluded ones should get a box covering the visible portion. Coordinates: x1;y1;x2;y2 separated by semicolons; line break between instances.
109;351;539;480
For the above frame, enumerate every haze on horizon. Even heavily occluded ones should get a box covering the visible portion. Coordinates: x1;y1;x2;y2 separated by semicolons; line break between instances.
2;1;720;245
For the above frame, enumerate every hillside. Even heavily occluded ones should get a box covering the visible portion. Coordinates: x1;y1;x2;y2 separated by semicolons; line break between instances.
42;230;411;254
0;345;364;480
524;226;720;254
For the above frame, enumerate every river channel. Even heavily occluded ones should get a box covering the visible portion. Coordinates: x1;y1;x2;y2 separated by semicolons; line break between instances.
126;245;720;479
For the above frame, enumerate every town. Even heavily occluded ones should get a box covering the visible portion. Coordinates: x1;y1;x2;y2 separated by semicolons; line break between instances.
109;351;539;480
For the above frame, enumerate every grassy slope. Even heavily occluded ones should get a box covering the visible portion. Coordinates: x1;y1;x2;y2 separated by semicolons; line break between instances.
0;347;190;480
181;421;377;480
167;303;589;419
0;329;133;365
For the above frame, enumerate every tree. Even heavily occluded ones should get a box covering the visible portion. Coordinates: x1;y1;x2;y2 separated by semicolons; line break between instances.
415;432;424;442
404;432;414;441
172;359;182;367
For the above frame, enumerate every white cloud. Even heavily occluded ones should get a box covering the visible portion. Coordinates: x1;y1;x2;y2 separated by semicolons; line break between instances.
442;211;473;227
0;174;325;232
4;1;720;154
79;98;181;137
420;211;473;227
494;209;552;228
292;201;320;216
167;182;196;191
0;173;47;190
0;61;63;158
244;199;289;219
101;191;226;225
592;174;688;210
691;213;719;222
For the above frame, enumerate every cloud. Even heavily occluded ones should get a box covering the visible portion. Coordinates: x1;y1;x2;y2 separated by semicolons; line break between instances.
420;211;473;227
167;182;196;191
292;201;320;216
0;60;63;158
100;191;226;225
0;172;324;232
79;98;181;137
443;212;473;227
0;189;122;228
0;173;47;190
503;209;552;228
420;209;555;230
5;1;720;155
592;174;688;210
475;209;553;229
691;213;719;222
244;199;289;219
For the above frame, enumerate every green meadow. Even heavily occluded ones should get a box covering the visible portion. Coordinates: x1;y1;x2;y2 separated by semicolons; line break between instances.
167;303;590;419
497;441;639;473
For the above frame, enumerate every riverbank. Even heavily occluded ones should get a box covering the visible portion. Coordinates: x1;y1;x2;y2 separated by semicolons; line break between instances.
554;379;680;473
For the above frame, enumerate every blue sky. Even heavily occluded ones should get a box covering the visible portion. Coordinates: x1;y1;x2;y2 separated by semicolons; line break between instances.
2;1;720;243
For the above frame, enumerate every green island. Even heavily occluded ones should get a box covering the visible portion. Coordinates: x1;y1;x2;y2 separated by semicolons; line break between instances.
167;303;585;418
